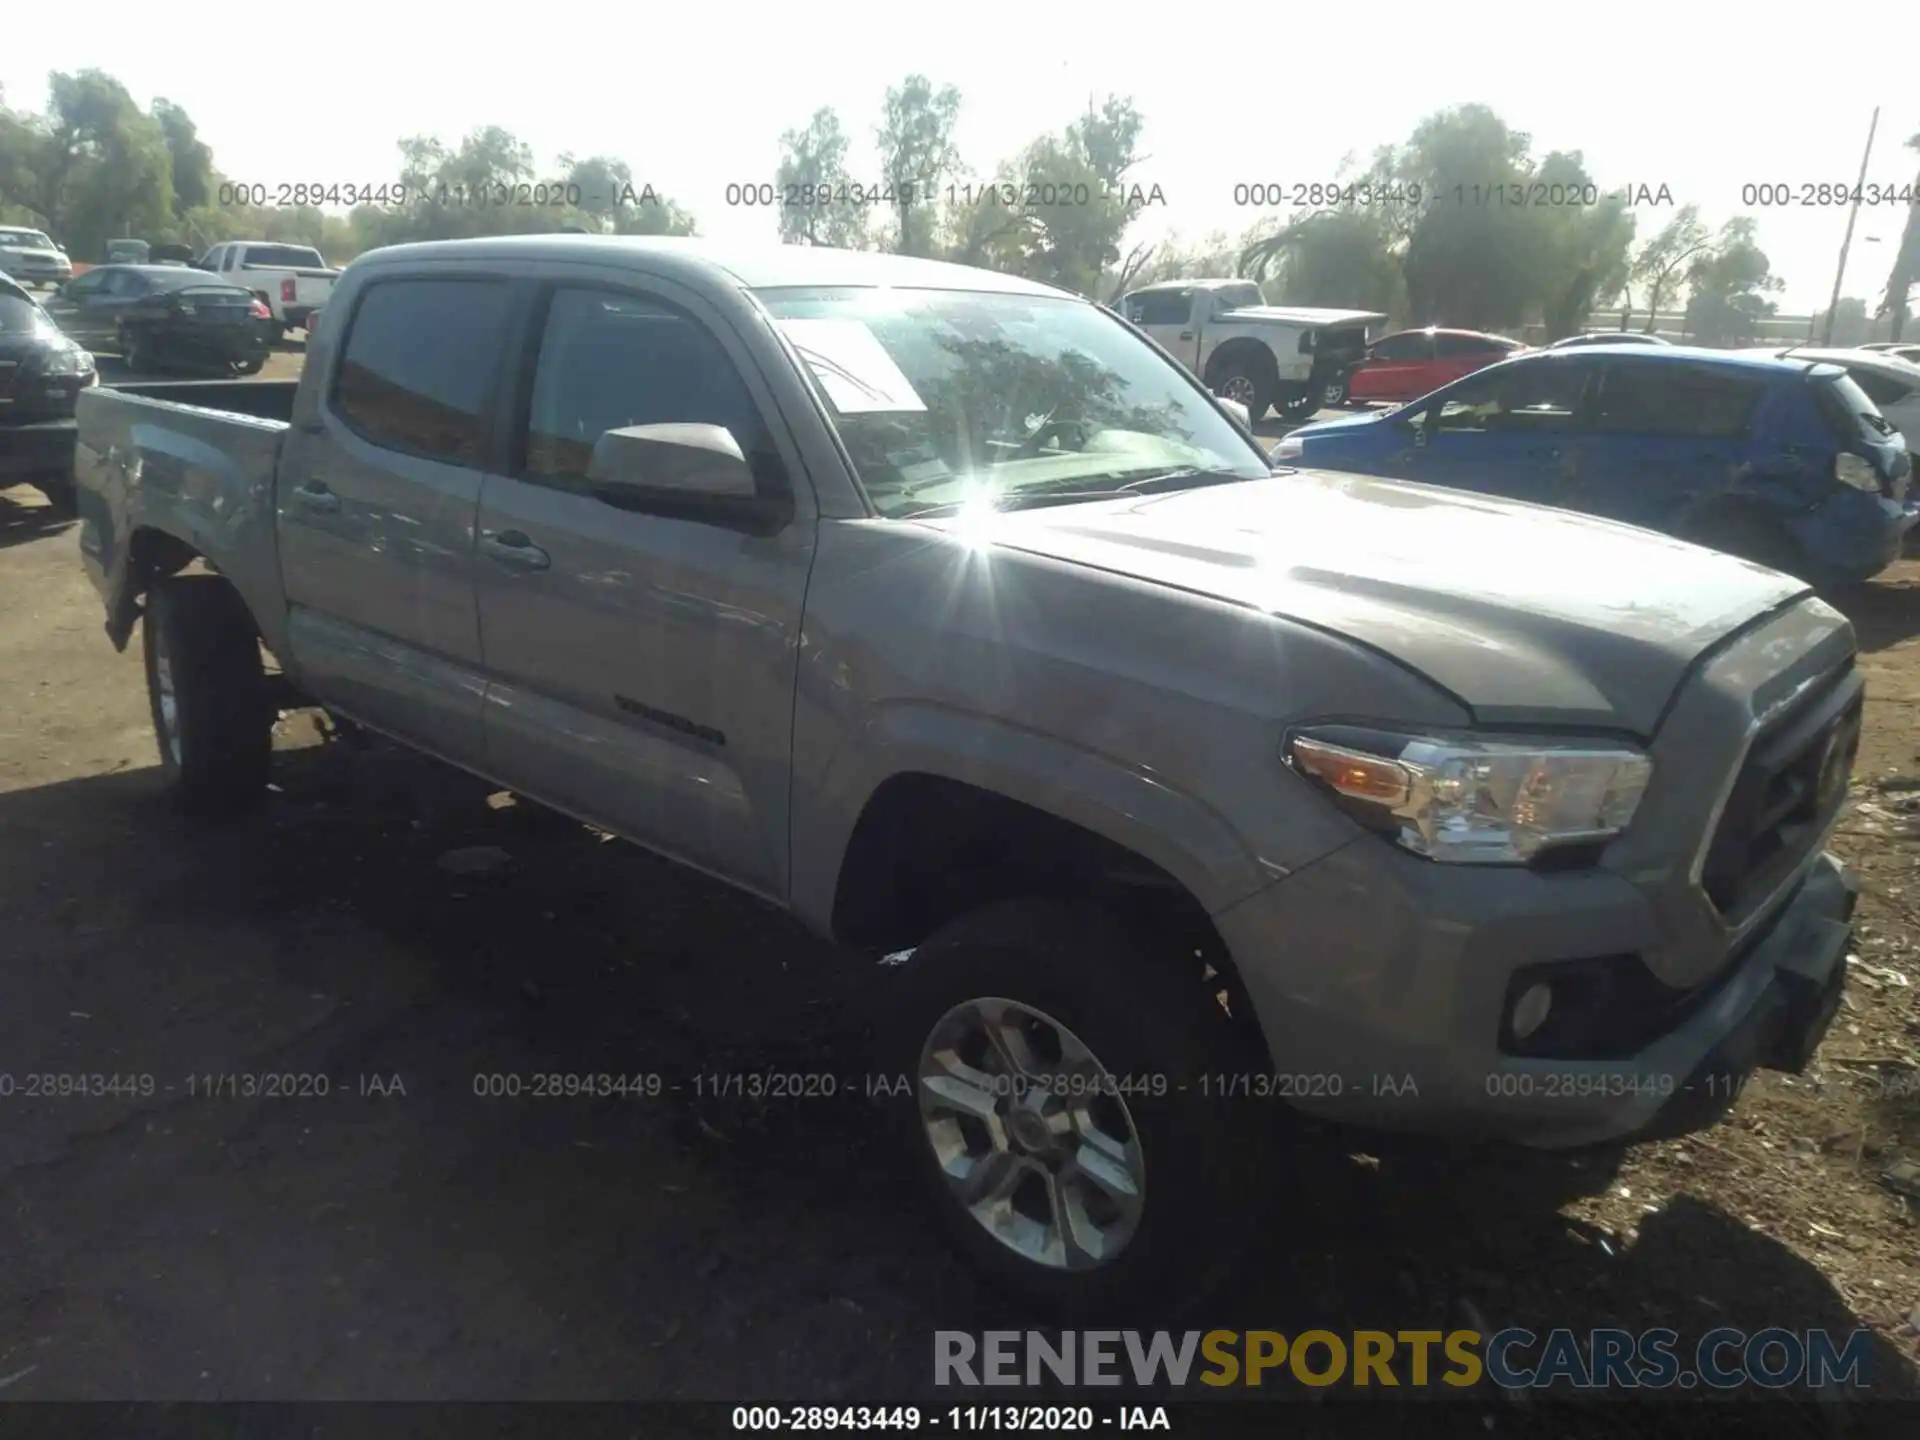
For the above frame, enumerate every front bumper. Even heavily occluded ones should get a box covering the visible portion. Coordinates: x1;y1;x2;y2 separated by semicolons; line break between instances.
1215;844;1854;1149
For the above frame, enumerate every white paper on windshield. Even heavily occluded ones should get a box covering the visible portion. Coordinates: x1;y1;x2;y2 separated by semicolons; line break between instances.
777;319;927;413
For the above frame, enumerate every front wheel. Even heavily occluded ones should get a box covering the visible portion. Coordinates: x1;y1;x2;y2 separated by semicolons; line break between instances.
120;328;151;373
1207;360;1277;424
234;355;266;376
1275;386;1320;423
142;576;274;813
887;898;1274;1319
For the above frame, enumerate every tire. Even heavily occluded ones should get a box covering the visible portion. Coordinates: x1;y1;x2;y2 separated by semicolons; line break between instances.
235;355;266;376
1206;357;1277;424
141;576;273;813
33;476;77;517
885;897;1275;1320
1275;387;1319;423
121;328;149;374
1322;376;1350;409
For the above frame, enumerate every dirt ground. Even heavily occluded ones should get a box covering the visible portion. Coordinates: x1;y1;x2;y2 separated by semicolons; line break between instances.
0;366;1917;1427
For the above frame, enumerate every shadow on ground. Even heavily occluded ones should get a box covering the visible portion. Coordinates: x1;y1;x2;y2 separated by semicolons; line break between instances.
0;730;1913;1422
0;490;75;551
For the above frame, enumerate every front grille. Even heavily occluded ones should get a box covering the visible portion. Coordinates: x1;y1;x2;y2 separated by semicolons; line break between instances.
1699;664;1862;925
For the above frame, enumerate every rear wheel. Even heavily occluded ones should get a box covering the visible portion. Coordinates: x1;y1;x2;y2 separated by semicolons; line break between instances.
142;576;274;813
234;356;266;376
1207;357;1278;424
886;898;1274;1319
1276;386;1320;423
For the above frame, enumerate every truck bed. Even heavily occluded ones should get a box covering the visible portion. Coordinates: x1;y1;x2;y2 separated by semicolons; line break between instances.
73;378;296;654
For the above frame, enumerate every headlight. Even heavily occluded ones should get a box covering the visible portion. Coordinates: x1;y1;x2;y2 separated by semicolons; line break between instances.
40;344;94;376
1272;435;1304;461
1287;726;1653;865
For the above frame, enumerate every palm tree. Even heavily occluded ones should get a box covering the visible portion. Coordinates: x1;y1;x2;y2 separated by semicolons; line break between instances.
1879;129;1920;342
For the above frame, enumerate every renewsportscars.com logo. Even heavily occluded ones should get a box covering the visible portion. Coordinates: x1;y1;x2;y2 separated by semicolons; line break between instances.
934;1328;1877;1391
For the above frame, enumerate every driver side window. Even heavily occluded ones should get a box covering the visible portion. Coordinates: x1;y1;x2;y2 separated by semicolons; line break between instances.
1428;362;1590;434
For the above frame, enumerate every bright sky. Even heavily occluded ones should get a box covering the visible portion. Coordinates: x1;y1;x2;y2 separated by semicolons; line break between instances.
6;0;1916;313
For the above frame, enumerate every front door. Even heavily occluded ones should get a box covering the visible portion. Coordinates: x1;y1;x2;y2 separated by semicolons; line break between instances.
1399;357;1595;504
276;271;518;767
471;277;816;899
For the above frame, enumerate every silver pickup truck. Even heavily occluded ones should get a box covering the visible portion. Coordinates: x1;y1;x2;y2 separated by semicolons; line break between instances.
72;235;1862;1315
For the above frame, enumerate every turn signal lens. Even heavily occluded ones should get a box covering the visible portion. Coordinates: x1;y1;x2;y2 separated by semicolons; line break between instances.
1290;736;1412;806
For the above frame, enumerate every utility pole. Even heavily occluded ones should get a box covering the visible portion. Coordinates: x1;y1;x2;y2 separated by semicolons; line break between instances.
1822;106;1880;346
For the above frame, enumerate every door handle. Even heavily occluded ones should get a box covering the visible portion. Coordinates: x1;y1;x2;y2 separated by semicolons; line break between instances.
291;480;340;514
1178;330;1195;340
481;530;550;571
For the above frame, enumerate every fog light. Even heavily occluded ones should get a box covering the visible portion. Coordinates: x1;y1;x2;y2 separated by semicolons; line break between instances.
1511;982;1554;1040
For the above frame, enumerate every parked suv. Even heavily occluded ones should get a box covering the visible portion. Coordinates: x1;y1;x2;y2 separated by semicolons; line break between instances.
1277;344;1917;588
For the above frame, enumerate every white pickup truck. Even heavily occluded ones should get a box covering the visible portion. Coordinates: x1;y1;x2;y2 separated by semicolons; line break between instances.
194;241;339;335
1119;278;1383;422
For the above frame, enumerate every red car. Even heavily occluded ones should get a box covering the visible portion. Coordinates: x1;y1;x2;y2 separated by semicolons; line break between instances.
1341;327;1526;405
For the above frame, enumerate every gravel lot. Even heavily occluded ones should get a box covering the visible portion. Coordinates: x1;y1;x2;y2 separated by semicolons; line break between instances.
0;360;1916;1426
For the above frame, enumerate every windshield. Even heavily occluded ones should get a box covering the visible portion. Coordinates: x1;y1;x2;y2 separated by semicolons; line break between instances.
756;286;1271;518
0;289;65;342
0;291;51;333
1213;283;1264;312
243;245;326;269
0;229;56;250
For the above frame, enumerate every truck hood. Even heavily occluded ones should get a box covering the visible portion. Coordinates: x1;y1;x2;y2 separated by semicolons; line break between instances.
921;471;1809;735
0;247;65;265
1217;305;1387;329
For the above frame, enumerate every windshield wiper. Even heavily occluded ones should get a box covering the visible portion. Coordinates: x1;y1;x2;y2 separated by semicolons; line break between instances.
893;467;1258;519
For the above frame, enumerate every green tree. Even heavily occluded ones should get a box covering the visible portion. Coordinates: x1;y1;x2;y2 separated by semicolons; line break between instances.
151;98;214;218
1532;152;1636;339
1878;129;1920;341
774;108;871;248
1682;217;1783;346
1240;208;1406;316
1627;205;1711;332
875;75;962;257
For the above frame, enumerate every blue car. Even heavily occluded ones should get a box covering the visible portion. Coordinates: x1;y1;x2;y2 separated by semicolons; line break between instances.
1273;344;1918;587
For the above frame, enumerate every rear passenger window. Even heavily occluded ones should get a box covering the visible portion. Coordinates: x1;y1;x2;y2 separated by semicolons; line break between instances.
333;279;513;465
1126;291;1191;326
520;287;782;494
1848;368;1914;407
1593;364;1761;438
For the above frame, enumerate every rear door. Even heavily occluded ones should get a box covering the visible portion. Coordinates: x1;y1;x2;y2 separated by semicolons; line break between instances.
56;267;148;348
1558;358;1766;530
1397;356;1595;502
1350;331;1433;402
471;275;816;898
277;270;518;767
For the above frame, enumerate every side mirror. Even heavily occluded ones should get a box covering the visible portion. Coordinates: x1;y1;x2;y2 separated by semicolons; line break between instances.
585;423;789;534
